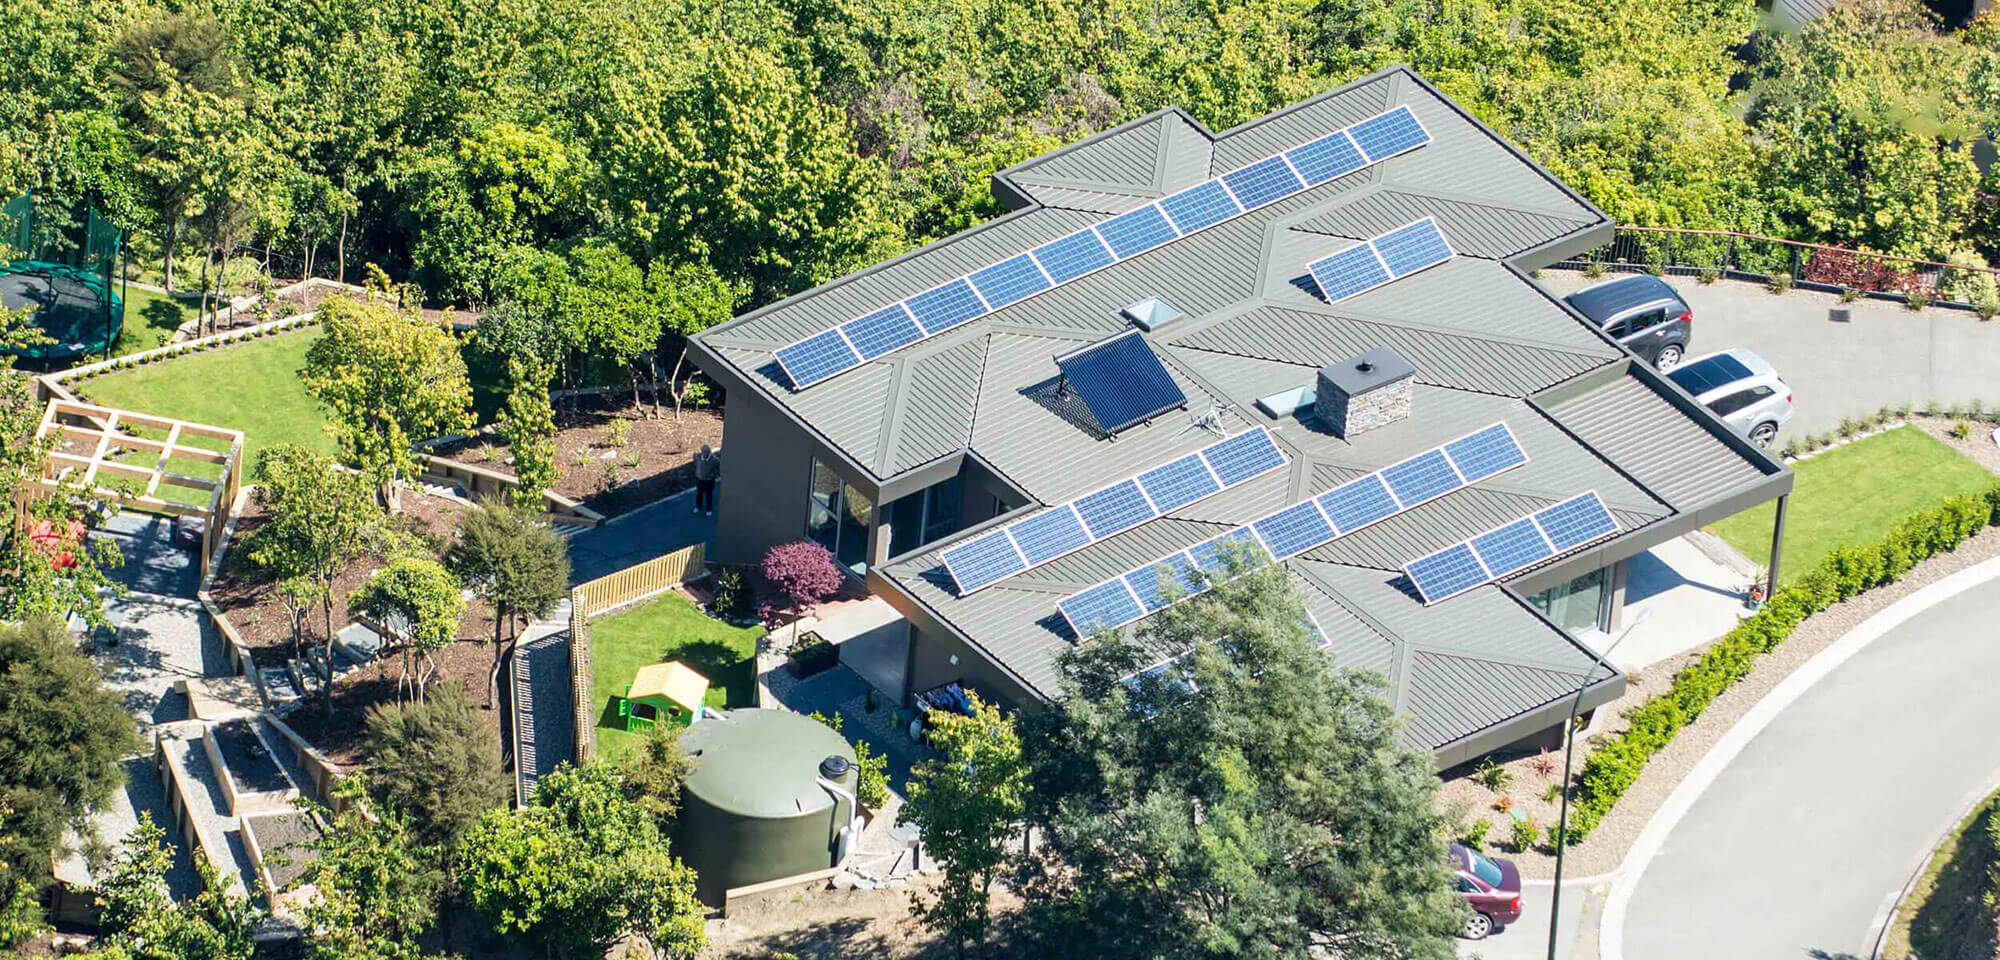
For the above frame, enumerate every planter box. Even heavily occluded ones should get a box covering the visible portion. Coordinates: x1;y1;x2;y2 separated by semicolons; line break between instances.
788;632;839;678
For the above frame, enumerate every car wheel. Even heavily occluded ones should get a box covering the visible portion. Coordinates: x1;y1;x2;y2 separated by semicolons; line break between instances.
1750;422;1779;448
1462;912;1493;940
1654;344;1685;371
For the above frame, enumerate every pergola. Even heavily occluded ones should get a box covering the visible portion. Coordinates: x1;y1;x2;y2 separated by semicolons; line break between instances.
35;399;243;574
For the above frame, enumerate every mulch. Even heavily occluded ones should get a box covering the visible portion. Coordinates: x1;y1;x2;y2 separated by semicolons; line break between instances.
433;400;725;518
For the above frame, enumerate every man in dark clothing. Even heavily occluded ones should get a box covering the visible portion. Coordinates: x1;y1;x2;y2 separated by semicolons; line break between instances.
693;445;721;515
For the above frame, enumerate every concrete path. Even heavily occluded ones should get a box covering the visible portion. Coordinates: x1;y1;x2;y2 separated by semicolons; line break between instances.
1538;271;2000;446
566;489;716;585
1615;560;2000;960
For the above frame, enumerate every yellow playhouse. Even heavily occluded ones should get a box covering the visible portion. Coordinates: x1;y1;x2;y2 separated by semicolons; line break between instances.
616;661;710;732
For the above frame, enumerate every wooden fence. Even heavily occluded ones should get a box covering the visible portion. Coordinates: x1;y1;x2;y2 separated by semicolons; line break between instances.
565;542;708;761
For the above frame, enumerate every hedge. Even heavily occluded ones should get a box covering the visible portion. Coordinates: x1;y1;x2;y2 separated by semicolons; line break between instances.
1562;482;2000;844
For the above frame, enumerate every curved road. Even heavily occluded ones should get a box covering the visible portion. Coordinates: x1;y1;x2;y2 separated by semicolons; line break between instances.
1620;565;2000;960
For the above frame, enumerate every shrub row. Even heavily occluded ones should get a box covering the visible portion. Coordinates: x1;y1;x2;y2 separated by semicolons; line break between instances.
1563;482;2000;844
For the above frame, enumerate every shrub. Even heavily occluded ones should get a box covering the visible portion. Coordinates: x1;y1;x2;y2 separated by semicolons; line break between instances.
1839;286;1862;303
710;568;751;620
1905;288;1931;311
1584;261;1606;279
598;461;622;492
854;739;890;808
1977;296;1999;321
1698;268;1719;285
1473;756;1512;791
1528;748;1558;777
1511;817;1541;853
1646;262;1666;277
1459;818;1492;852
1768;272;1793;293
1938;250;1998;306
605;418;631;447
760;541;843;624
1544;782;1564;804
1954;420;1973;440
1493;795;1512;814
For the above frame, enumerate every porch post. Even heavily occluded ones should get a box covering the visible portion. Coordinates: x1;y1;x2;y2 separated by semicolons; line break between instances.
1768;494;1788;596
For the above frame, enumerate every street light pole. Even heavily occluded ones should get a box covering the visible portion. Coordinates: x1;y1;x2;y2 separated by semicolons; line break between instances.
1547;606;1651;960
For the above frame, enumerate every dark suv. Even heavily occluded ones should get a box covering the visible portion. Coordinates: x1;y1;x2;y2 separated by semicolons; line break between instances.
1562;274;1693;371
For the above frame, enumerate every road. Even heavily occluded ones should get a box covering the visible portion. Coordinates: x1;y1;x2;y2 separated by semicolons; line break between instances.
1459;881;1591;960
1618;566;2000;960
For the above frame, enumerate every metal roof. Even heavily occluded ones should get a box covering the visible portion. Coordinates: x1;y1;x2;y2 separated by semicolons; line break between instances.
693;66;1788;760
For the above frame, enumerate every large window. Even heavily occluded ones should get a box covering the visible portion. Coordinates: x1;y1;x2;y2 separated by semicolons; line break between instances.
1525;567;1611;634
806;457;873;576
887;475;966;560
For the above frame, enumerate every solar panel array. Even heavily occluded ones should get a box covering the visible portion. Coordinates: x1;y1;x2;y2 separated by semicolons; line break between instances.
772;105;1434;388
1058;422;1529;637
1307;218;1456;304
1054;330;1188;435
940;428;1290;595
1402;491;1620;605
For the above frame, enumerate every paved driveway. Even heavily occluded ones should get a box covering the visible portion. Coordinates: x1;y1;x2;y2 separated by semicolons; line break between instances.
1619;568;2000;960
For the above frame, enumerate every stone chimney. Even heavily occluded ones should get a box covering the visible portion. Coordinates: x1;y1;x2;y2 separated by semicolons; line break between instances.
1315;347;1415;439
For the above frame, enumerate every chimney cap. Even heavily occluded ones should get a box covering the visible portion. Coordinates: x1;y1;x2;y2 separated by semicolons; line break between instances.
1318;347;1415;396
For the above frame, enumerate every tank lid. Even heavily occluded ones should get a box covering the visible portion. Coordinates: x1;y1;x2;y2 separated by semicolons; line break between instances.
819;755;853;779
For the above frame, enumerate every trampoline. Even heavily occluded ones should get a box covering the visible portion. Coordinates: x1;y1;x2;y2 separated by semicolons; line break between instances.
0;194;125;361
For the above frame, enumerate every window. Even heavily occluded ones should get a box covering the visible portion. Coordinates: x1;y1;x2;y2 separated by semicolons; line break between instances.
1526;566;1610;633
805;457;873;576
1603;316;1631;338
1626;307;1669;333
1456;877;1479;893
886;475;967;559
1707;386;1774;418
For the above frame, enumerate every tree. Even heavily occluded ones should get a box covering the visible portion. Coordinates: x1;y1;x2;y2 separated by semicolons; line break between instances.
300;778;446;960
445;497;569;705
240;444;378;705
349;555;464;702
1016;553;1463;960
460;762;705;959
301;295;473;510
558;239;660;410
0;616;142;948
495;359;558;508
622;725;694;832
94;815;257;960
361;685;510;849
649;258;740;423
759;540;844;629
899;692;1026;959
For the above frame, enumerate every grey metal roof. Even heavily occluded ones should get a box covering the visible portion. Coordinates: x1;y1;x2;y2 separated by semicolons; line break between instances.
695;66;1784;758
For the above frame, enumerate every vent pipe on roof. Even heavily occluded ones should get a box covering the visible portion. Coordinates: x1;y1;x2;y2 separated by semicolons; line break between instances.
1315;347;1415;439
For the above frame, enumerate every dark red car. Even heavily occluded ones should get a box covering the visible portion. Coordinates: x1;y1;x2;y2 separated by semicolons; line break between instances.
1448;842;1522;939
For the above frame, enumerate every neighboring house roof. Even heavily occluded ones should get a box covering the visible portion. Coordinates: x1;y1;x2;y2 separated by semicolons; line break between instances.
691;66;1787;763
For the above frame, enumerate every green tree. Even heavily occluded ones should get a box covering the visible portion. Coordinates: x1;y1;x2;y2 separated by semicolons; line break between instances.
622;725;694;833
495;358;558;508
445;497;570;704
900;692;1027;959
1018;554;1462;959
361;684;511;849
302;295;474;510
349;555;464;702
242;443;379;704
300;778;446;960
559;239;661;409
649;258;740;422
94;815;258;960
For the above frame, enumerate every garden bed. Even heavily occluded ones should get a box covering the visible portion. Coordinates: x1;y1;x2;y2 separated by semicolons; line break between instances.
434;402;724;517
1880;783;2000;960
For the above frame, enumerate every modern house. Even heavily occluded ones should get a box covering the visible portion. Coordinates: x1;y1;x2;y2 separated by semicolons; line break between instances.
689;66;1791;767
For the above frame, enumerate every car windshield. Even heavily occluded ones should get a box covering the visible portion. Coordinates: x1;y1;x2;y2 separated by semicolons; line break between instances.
1465;849;1505;888
1668;354;1754;396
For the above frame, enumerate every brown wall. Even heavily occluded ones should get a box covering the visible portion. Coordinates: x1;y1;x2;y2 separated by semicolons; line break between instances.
904;622;1042;712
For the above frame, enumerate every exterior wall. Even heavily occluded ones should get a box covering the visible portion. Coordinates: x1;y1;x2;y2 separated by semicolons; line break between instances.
902;622;1042;711
1316;376;1412;439
710;396;824;565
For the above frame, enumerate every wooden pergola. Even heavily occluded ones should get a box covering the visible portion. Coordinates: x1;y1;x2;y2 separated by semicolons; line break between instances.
35;400;244;574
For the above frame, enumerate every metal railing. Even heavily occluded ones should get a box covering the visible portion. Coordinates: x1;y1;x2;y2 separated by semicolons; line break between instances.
1549;226;2000;309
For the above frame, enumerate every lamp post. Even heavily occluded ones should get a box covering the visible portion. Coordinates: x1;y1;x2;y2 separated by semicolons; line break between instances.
1547;606;1652;960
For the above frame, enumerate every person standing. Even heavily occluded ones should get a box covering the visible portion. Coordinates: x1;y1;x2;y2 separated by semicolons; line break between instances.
693;445;721;516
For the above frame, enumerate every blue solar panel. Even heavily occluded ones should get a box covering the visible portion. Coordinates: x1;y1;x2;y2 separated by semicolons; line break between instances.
905;278;988;335
1534;493;1618;550
1382;450;1462;507
1220;156;1306;210
1008;506;1091;565
839;304;922;360
1189;529;1268;576
1317;473;1399;533
1158;181;1242;234
1137;454;1222;513
1250;501;1335;559
1471;518;1553;577
1096;204;1179;259
1285;131;1365;185
1373;219;1453;277
1073;480;1156;539
774;329;861;388
1032;230;1116;284
1059;580;1145;637
1201;429;1286;486
1347;105;1429;162
1056;332;1188;435
1405;542;1489;604
969;255;1052;310
1309;244;1392;303
1443;424;1527;483
939;530;1027;593
1125;553;1202;612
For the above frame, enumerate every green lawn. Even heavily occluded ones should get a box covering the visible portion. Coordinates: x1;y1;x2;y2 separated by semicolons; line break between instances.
75;328;331;464
588;592;764;762
1711;425;1996;582
116;286;195;356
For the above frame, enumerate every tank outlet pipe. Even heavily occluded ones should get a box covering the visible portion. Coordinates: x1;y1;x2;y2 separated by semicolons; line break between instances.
816;775;865;867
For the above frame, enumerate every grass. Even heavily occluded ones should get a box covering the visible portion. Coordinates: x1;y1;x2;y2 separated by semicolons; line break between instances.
588;592;764;762
115;286;194;356
75;328;331;464
1880;787;1999;960
1711;425;1996;582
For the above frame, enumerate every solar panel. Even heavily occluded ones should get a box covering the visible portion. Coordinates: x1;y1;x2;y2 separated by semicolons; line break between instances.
1471;518;1553;577
1138;454;1221;513
840;304;923;360
1381;449;1462;508
1033;230;1116;284
1534;492;1619;550
1250;501;1335;559
1008;506;1092;565
1443;423;1527;483
1055;331;1188;435
1373;218;1453;278
1404;543;1489;604
1285;131;1365;185
1096;204;1179;259
1201;428;1287;485
1073;480;1156;539
1125;553;1202;612
1308;244;1392;303
1159;180;1243;234
773;329;862;388
1317;473;1399;533
938;530;1027;594
1220;156;1306;210
905;278;989;335
1347;105;1429;162
1058;580;1146;637
969;255;1052;310
1189;529;1269;575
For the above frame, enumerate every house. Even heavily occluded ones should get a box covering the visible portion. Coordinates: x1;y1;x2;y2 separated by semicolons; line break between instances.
689;66;1791;767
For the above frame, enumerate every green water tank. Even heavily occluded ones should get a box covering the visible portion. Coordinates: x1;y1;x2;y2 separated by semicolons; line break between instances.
673;708;858;905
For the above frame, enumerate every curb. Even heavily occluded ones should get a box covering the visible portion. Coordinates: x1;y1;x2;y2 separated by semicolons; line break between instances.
1865;769;2000;959
1600;554;2000;960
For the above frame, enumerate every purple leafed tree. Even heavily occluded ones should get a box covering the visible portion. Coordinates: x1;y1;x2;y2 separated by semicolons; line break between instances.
761;540;844;626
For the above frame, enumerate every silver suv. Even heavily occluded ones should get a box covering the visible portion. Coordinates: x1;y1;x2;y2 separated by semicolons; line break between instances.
1562;275;1694;370
1667;349;1795;447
